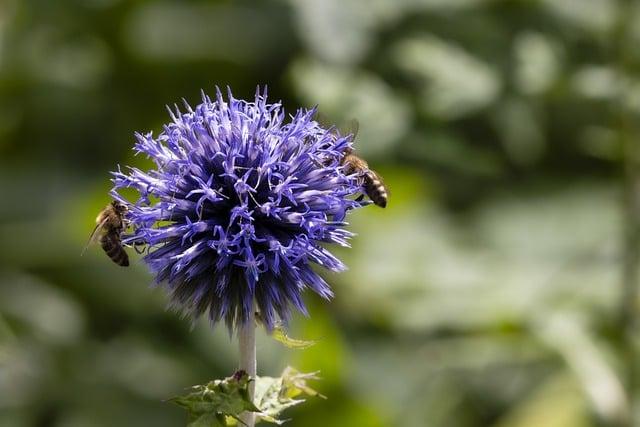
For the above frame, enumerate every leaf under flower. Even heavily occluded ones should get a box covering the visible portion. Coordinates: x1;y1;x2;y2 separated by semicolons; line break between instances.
170;367;324;426
169;370;260;426
254;367;325;424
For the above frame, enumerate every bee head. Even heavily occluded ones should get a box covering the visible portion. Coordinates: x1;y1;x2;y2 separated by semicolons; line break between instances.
111;200;128;214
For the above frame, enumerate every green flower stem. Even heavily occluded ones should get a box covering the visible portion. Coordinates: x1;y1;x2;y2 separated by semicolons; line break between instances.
239;308;256;427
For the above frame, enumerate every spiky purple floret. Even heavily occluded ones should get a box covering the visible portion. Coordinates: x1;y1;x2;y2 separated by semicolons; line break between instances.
111;87;364;331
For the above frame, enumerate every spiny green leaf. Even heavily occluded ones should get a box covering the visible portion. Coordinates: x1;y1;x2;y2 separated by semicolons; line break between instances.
169;370;260;426
169;368;324;426
254;366;325;424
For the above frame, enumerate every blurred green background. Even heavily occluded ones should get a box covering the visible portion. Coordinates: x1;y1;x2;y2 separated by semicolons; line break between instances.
2;0;640;426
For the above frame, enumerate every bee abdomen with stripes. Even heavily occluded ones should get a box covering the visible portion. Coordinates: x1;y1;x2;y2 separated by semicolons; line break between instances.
341;150;388;208
101;233;129;266
363;171;388;208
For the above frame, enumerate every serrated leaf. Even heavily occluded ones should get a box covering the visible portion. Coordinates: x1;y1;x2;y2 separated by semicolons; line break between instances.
170;370;260;426
254;366;325;424
280;367;325;400
169;368;324;426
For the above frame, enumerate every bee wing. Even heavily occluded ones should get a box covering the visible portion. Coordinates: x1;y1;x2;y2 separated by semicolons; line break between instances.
342;119;359;140
81;217;109;256
314;111;329;126
314;112;338;138
315;112;359;139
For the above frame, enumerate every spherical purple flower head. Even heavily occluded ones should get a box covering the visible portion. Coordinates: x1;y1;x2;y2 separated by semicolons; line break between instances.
111;87;365;332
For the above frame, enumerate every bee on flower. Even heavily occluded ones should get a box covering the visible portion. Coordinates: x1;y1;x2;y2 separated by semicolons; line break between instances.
111;87;369;332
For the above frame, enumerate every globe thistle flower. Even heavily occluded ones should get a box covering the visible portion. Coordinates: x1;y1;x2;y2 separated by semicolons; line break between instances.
111;87;365;332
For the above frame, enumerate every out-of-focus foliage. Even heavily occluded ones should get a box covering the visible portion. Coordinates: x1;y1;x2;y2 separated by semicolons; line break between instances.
1;0;639;426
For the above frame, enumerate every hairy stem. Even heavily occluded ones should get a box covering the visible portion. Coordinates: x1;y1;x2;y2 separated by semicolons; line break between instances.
239;309;256;427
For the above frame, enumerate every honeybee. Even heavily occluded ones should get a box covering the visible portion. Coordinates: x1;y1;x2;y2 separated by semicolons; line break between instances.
85;200;130;266
342;149;388;208
314;114;389;207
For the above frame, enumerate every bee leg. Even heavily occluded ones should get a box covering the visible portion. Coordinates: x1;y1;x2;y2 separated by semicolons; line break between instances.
355;194;365;203
133;240;147;254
